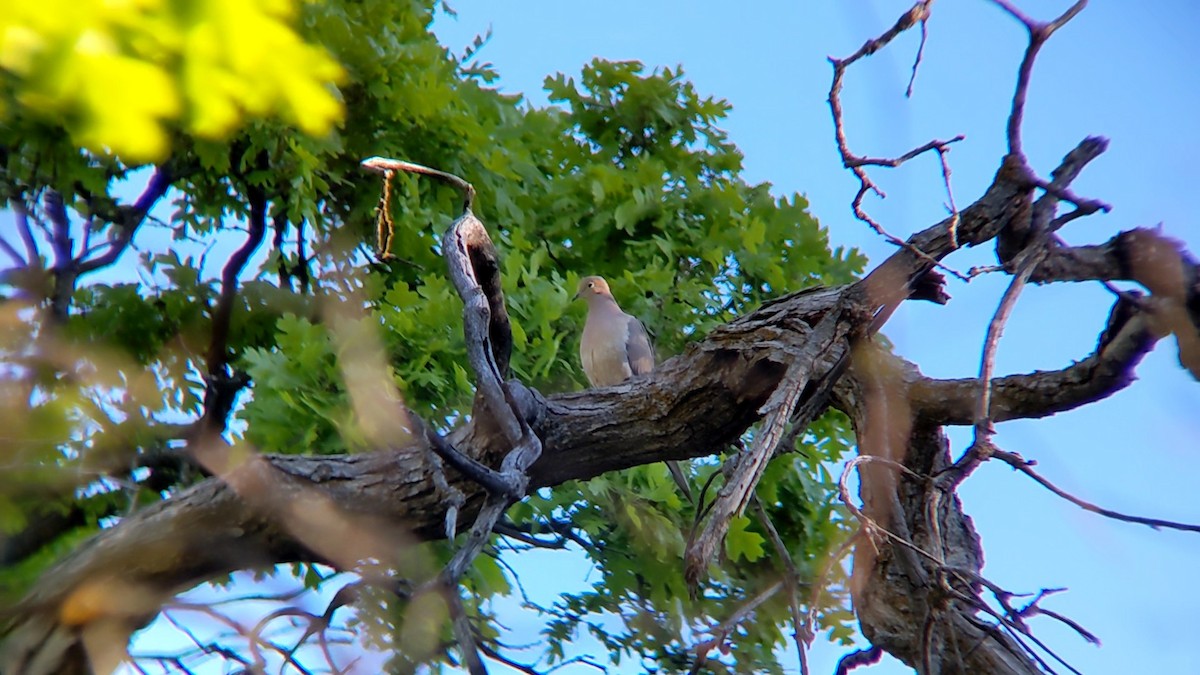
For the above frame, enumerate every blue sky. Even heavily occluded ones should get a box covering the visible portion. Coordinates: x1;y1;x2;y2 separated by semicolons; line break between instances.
428;1;1200;673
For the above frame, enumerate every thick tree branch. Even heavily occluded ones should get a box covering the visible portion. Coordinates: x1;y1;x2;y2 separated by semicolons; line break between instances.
13;199;41;267
685;301;849;586
910;292;1156;425
1028;229;1200;378
847;419;1043;675
996;136;1108;265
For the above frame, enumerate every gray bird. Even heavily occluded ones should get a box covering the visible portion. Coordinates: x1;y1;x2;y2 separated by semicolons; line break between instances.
575;275;692;502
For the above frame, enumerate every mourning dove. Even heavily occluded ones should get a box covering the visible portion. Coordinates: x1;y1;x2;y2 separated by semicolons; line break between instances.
575;275;692;502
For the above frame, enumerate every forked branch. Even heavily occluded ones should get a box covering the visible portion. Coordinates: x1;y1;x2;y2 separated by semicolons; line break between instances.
360;157;541;673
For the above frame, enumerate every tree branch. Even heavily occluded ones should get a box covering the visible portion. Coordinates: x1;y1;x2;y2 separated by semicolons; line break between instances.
991;0;1088;156
910;292;1156;425
992;449;1200;533
685;302;849;586
76;165;175;275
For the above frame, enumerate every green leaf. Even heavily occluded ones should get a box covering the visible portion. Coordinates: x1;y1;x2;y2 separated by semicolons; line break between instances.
725;515;765;563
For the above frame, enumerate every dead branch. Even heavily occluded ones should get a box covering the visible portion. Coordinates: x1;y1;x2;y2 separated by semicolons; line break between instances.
684;301;848;586
828;0;970;281
992;449;1200;533
750;497;809;675
910;292;1156;424
361;157;544;672
991;0;1089;156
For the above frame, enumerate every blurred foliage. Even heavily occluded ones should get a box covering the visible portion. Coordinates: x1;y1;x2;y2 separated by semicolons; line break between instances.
0;0;342;162
0;0;866;671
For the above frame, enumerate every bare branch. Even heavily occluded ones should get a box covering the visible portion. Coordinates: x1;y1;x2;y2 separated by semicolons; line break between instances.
685;302;847;585
948;262;1034;485
992;449;1200;533
911;292;1156;425
751;497;809;675
689;579;784;673
846;135;965;170
991;0;1089;156
942;135;1118;487
803;530;858;651
827;1;972;281
12;198;40;266
905;2;932;98
358;159;544;672
76;165;174;275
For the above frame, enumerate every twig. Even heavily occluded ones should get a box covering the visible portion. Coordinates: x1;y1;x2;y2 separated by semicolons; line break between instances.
993;449;1200;533
689;580;784;673
478;641;542;675
837;455;925;534
827;1;970;282
802;530;859;650
905;2;932;98
990;0;1088;156
936;145;961;249
967;265;1004;278
494;521;567;550
159;610;254;670
845;135;965;170
1038;608;1101;646
947;585;1080;675
751;497;809;675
